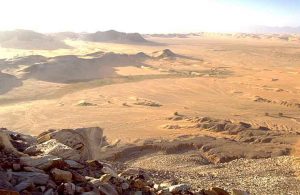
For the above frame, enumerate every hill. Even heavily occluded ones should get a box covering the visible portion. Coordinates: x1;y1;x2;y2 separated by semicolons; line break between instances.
0;30;71;50
82;30;150;44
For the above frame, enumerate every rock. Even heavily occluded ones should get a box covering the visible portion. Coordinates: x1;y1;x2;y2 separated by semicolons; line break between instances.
65;160;84;169
37;139;81;161
101;166;118;177
23;145;41;155
134;191;143;195
12;163;21;171
81;192;98;195
211;187;230;195
71;171;86;182
23;166;45;173
63;182;76;195
232;189;250;195
0;173;14;189
0;131;24;156
20;155;61;170
51;168;72;183
39;127;104;160
0;189;20;195
202;189;218;195
133;178;147;189
99;174;112;182
89;178;102;187
98;183;118;195
121;182;129;190
37;134;51;144
11;172;49;185
44;188;54;195
14;180;33;192
169;184;191;193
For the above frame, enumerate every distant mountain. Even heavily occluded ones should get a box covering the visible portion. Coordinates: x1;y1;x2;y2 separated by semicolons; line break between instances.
0;30;71;50
82;30;150;44
49;32;80;40
246;26;300;34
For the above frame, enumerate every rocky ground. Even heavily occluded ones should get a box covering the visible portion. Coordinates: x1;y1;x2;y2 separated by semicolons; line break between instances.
1;126;300;194
0;127;253;195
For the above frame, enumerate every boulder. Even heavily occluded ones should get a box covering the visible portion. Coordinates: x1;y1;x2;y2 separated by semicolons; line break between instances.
37;139;81;161
36;127;104;160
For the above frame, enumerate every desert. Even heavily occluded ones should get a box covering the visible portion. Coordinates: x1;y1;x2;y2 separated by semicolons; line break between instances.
0;27;300;195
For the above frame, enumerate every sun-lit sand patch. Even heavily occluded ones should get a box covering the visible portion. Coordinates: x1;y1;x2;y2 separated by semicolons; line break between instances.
114;66;168;76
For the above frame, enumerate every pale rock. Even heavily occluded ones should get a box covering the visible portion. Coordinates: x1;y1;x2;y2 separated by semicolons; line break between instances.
37;139;81;161
20;155;61;170
99;174;112;182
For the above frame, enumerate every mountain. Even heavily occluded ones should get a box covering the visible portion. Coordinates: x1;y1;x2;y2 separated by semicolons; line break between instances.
82;30;149;44
246;25;300;34
0;30;71;50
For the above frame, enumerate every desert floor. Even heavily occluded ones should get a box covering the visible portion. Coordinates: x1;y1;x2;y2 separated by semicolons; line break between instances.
1;35;300;194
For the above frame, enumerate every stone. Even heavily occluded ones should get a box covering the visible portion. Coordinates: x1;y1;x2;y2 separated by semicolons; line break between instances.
11;172;49;185
37;134;51;144
134;191;143;195
65;160;84;169
98;183;118;195
12;163;21;171
23;145;41;155
14;180;33;192
20;155;61;170
37;139;81;161
101;166;118;177
202;189;218;195
232;189;250;195
81;192;98;195
169;184;191;193
99;174;112;182
0;174;14;189
44;188;54;195
211;187;230;195
133;178;147;189
41;127;104;160
51;168;72;182
23;166;45;173
0;131;24;156
63;182;76;195
71;171;86;182
0;189;20;195
121;182;129;190
89;178;102;187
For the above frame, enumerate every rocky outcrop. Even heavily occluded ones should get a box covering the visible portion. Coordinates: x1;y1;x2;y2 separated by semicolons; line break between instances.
0;128;250;195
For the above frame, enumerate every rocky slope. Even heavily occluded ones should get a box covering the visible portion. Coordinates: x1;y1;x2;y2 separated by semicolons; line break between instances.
0;127;251;195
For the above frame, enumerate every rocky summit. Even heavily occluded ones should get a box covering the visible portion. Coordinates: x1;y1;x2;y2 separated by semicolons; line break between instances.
0;127;249;195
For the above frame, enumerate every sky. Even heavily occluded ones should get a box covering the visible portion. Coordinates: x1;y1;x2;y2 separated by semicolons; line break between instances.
0;0;299;33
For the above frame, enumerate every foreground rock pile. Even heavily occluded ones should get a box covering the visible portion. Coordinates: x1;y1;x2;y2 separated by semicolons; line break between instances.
0;127;249;195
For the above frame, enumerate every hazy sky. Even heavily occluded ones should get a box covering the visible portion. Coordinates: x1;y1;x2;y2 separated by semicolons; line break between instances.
0;0;299;33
